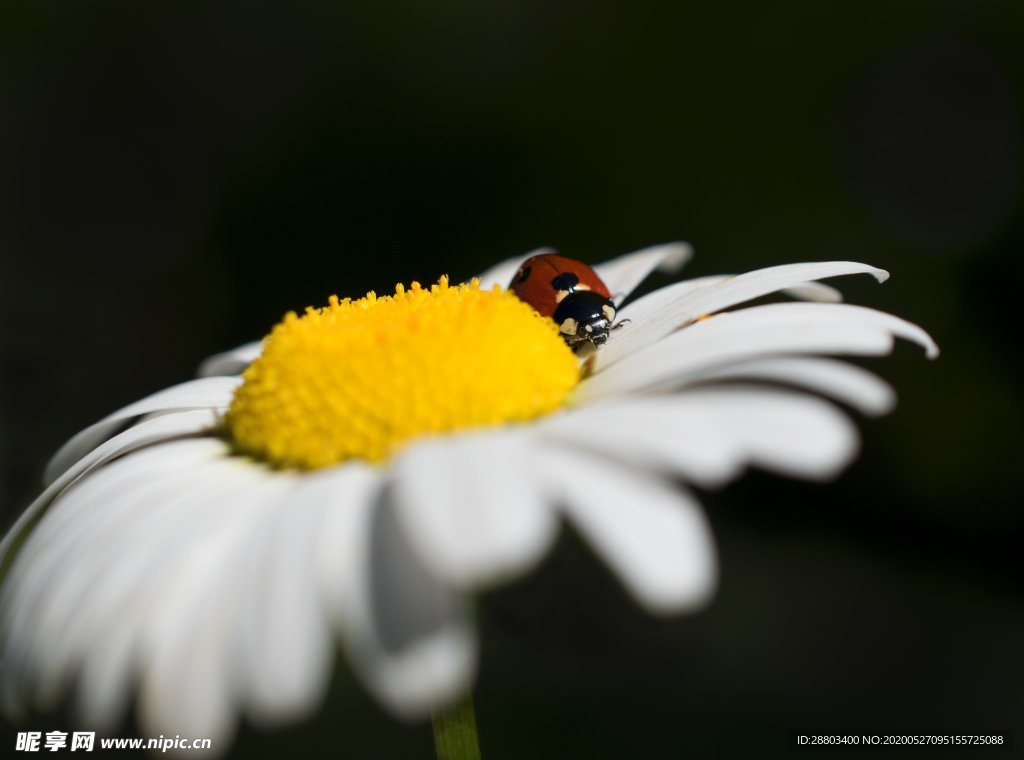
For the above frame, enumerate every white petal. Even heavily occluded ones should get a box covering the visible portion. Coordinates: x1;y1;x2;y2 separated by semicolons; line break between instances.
533;444;717;614
601;261;889;369
317;470;477;718
685;357;896;416
4;442;475;729
236;476;337;727
44;376;241;485
668;261;887;314
581;302;938;402
390;431;557;589
541;389;860;489
75;613;139;728
135;457;299;743
197;341;264;377
0;409;220;568
599;275;841;358
0;436;357;747
476;247;557;290
593;242;692;302
1;439;231;717
782;281;843;302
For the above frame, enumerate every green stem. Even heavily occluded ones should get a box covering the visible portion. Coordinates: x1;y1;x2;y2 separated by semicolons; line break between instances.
432;694;482;760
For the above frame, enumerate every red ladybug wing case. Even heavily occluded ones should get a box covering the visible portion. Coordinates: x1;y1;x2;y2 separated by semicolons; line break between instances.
509;254;612;318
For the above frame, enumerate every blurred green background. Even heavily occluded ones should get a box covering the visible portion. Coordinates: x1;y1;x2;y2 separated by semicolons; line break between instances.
1;1;1021;757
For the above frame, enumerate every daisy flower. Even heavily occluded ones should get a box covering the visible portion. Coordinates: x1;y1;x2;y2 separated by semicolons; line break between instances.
0;243;936;754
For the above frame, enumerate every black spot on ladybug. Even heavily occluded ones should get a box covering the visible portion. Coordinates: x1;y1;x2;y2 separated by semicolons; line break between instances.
515;265;532;284
550;272;580;291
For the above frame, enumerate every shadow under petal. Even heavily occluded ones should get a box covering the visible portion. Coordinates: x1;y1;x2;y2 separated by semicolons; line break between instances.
369;485;465;655
349;483;476;717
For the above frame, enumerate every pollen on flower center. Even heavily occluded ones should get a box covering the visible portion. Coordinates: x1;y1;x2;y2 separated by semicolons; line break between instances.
225;276;580;468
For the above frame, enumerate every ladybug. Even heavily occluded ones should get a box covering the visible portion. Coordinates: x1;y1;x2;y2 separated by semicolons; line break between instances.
509;253;626;349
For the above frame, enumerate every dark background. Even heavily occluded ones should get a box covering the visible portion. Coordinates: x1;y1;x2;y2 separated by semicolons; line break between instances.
1;1;1022;758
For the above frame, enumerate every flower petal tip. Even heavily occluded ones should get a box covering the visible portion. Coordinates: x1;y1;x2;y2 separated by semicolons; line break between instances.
637;562;719;617
913;327;940;360
367;630;479;722
656;242;694;273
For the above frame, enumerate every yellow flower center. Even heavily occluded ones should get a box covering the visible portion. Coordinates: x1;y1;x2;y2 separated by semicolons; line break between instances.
225;276;580;468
